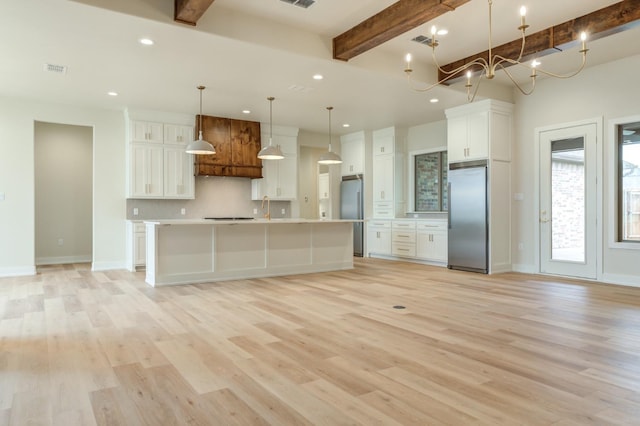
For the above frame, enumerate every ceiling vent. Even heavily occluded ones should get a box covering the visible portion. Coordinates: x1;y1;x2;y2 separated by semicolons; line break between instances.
43;63;68;74
280;0;316;9
411;35;434;46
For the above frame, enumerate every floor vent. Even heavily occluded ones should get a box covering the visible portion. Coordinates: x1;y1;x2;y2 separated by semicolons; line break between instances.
44;63;68;74
280;0;316;9
411;35;435;46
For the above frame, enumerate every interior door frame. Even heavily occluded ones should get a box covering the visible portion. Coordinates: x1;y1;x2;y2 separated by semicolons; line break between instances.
534;117;603;280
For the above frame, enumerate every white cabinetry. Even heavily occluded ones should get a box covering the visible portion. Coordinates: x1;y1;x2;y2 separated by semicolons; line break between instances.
163;124;193;146
372;127;406;218
367;220;391;256
126;221;146;271
391;220;416;257
340;131;364;176
416;220;448;263
445;99;514;273
252;125;298;200
318;173;329;199
127;119;195;199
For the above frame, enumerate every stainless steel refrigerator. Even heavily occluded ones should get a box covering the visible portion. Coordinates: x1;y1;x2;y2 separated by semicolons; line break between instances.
340;175;363;257
448;160;488;273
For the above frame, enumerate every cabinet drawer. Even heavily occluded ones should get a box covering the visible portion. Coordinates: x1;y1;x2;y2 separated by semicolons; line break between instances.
416;221;447;231
392;242;416;257
392;220;416;230
392;230;416;243
368;220;391;229
134;222;146;233
373;209;394;219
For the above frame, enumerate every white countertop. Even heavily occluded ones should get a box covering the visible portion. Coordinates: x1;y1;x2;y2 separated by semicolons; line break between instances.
144;218;363;225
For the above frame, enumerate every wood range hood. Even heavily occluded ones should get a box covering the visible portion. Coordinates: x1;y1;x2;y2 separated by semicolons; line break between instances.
194;115;263;179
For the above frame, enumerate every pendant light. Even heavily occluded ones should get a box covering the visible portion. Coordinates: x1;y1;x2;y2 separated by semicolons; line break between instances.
318;106;342;165
186;86;216;155
257;96;284;160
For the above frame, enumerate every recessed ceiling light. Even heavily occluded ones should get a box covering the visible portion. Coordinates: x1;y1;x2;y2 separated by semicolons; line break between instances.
107;91;118;97
242;110;251;114
342;123;350;128
430;98;439;103
313;74;323;80
437;29;448;36
139;38;154;46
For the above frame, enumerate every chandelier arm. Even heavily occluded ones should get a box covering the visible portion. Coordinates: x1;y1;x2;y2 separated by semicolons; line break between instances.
405;69;463;93
530;53;588;79
405;58;488;93
467;72;484;102
496;63;536;96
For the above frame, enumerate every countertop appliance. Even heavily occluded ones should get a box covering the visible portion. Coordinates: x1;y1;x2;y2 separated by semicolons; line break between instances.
340;175;363;257
448;160;488;273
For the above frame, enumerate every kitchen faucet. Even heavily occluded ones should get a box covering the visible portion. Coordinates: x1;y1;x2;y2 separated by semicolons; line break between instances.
261;195;271;220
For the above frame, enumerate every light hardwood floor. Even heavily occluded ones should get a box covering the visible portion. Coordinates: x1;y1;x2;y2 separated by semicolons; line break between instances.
1;258;640;425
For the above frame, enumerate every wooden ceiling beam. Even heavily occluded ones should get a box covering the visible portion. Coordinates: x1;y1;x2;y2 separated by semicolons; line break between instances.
333;0;471;62
438;0;640;82
174;0;216;26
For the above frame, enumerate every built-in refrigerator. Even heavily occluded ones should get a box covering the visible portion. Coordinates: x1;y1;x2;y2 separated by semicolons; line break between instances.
448;160;488;273
340;175;363;257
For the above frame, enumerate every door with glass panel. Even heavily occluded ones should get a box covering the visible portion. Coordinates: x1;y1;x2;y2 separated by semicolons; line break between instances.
539;123;597;279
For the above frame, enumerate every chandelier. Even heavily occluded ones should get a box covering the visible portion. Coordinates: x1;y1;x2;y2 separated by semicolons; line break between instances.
404;0;588;102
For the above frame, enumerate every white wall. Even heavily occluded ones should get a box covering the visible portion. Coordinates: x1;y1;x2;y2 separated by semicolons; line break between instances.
512;53;640;285
407;120;447;152
0;97;126;275
35;122;93;264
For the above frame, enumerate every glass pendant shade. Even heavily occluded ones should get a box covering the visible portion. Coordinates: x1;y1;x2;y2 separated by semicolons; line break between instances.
318;106;342;165
186;86;215;155
258;97;284;160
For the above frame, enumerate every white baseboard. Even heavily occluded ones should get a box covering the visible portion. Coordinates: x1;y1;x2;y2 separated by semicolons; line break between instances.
512;263;537;274
92;260;127;272
0;266;37;277
600;273;640;288
36;255;92;266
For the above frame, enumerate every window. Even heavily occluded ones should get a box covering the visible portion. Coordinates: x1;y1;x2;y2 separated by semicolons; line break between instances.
618;121;640;242
414;150;448;211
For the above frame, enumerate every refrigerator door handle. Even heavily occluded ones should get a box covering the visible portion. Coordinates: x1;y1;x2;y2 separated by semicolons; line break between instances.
447;182;452;229
357;191;361;220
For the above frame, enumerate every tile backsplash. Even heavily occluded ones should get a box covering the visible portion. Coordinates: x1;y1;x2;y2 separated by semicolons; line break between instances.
126;176;291;220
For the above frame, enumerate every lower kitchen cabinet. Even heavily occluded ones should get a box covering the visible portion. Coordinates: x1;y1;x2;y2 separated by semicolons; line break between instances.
368;219;448;265
126;221;146;271
367;220;391;256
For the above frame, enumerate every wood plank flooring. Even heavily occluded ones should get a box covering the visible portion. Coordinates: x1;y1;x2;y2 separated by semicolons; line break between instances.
2;259;640;425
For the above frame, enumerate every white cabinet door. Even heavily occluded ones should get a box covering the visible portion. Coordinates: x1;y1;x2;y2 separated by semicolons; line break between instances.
373;154;393;202
318;173;329;199
131;121;164;144
373;131;394;156
164;124;193;146
367;222;391;256
447;116;468;163
275;154;297;199
164;147;194;198
417;230;447;262
253;134;298;200
130;144;164;197
340;138;364;176
466;111;489;160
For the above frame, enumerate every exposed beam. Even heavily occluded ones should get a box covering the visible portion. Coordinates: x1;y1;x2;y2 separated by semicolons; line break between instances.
174;0;216;26
333;0;471;62
438;0;640;82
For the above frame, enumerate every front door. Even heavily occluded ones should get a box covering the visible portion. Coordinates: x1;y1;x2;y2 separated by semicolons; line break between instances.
539;122;597;279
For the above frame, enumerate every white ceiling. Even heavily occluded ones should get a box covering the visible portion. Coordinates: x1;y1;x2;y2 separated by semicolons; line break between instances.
1;0;638;136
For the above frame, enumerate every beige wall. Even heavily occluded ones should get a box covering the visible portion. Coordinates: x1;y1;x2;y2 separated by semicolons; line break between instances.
35;122;93;264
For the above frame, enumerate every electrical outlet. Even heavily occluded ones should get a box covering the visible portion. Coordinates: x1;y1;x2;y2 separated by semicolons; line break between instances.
58;238;64;246
281;208;285;215
518;242;524;251
181;208;186;215
133;208;139;216
253;208;258;214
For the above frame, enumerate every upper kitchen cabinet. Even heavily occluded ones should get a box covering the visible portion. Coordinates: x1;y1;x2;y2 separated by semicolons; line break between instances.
340;131;365;176
372;127;406;218
126;115;195;199
163;124;193;146
252;125;298;200
130;120;164;144
446;99;513;163
195;116;262;178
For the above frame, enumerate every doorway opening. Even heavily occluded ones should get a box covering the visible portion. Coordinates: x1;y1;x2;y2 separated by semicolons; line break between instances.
34;121;93;268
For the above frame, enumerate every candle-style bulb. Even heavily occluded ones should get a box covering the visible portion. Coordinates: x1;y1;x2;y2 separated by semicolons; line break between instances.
431;25;437;36
520;6;527;17
405;53;412;71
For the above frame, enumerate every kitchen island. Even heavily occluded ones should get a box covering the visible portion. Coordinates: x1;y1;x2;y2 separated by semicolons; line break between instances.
144;219;359;286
